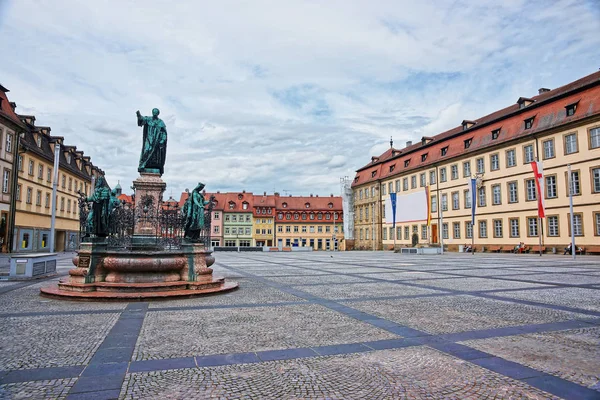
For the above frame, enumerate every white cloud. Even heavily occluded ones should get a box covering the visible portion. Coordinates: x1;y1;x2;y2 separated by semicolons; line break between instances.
0;0;598;196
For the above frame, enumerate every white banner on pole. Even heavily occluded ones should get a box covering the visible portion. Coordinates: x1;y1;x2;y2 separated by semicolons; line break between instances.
385;190;429;224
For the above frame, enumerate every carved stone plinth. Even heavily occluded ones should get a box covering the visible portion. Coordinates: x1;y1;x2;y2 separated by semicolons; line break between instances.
132;172;166;236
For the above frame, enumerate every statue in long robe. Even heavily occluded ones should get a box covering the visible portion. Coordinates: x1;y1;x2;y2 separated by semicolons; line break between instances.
137;108;167;175
87;176;111;237
183;183;211;242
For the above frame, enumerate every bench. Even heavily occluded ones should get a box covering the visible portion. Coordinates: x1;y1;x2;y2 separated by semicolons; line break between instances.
580;245;600;255
489;245;503;253
531;246;546;253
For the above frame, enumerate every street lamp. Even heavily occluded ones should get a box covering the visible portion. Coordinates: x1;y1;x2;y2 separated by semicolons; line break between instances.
372;186;379;251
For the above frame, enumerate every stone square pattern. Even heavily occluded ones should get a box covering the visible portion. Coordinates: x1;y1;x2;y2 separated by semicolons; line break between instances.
292;281;442;300
346;294;587;334
461;326;600;390
134;304;398;360
0;378;76;400
409;277;552;291
492;287;600;312
121;347;558;399
0;313;118;370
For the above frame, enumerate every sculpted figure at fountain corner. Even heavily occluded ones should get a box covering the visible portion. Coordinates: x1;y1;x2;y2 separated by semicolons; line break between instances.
136;108;167;176
183;182;213;242
86;176;112;237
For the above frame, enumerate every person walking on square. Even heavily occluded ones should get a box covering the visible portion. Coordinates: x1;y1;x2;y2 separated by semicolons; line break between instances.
564;242;572;255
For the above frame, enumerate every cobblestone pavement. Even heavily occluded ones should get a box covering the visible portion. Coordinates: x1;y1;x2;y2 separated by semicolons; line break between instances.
1;251;599;399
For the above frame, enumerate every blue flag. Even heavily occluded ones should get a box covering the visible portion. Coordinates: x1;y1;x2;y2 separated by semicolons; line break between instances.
390;192;397;228
471;178;477;225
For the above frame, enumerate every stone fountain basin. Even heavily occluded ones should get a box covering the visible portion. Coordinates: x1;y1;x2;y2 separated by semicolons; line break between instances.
101;251;187;273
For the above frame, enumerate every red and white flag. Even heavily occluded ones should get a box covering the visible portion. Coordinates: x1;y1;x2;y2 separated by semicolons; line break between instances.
531;161;545;218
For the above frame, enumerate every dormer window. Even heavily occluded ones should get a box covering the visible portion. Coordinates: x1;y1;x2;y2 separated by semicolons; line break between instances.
565;102;578;117
242;202;248;210
353;176;359;183
282;202;287;208
237;194;243;200
524;117;534;130
305;202;310;208
517;97;534;109
67;154;72;164
464;138;472;149
441;147;448;156
229;202;235;209
404;159;410;167
461;120;476;131
421;153;428;162
371;171;376;178
328;202;333;209
36;136;42;147
389;165;395;173
491;129;500;140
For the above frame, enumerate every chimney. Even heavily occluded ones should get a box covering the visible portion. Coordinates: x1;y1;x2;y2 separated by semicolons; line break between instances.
217;191;220;193
405;140;412;148
263;191;266;196
538;88;551;94
330;194;333;197
310;194;313;197
9;102;16;111
274;192;280;197
316;194;319;197
242;190;246;193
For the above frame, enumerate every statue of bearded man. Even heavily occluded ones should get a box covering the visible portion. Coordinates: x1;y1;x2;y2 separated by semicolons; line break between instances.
136;108;167;175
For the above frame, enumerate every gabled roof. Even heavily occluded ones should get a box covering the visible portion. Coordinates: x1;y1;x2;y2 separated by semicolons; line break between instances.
0;86;27;129
275;195;342;211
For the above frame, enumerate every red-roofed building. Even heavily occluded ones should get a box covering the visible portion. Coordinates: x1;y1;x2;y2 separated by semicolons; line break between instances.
353;71;600;252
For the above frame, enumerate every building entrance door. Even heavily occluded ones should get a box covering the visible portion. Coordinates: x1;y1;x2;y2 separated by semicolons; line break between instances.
431;224;438;244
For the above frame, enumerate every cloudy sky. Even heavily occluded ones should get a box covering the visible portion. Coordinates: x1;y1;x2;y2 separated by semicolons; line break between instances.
1;0;599;198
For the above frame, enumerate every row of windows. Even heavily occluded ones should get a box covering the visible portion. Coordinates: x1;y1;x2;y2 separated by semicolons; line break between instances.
19;156;86;193
426;169;600;212
373;213;599;242
16;185;78;214
277;225;341;234
224;227;252;235
361;128;600;198
224;214;251;223
277;212;340;221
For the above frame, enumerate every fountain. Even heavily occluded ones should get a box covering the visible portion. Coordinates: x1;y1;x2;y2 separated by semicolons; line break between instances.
40;108;238;300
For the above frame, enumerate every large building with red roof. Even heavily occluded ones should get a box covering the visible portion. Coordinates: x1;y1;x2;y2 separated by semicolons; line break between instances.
352;71;600;253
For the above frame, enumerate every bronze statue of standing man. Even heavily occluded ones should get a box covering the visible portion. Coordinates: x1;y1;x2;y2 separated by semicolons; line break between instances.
136;108;167;175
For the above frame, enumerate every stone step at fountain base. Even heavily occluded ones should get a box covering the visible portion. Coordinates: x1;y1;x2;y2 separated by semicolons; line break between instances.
40;279;238;301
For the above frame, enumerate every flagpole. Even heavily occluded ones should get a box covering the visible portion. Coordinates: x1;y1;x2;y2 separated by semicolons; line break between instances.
471;178;476;256
538;217;542;257
568;164;576;260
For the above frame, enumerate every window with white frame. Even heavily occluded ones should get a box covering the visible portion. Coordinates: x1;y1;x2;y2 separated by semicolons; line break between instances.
564;133;578;154
463;161;471;177
388;182;393;193
442;223;448;239
508;182;518;203
36;190;41;206
547;216;559;236
595;213;600;236
404;226;409;240
420;173;426;187
403;178;408;191
464;189;471;208
431;195;437;213
441;193;447;211
571;214;583;236
492;185;501;205
2;170;9;193
381;184;386;195
421;225;427;240
526;179;537;201
466;221;473;239
440;167;447;182
524;145;534;163
479;220;487;238
493;219;502;237
365;228;369;240
569;171;580;195
429;170;436;185
476;158;484;173
28;160;34;175
411;175;417;189
478;187;486;207
546;175;557;198
6;133;12;153
451;165;458;180
453;222;460;239
490;154;499;171
395;180;400;192
543;139;555;159
510;218;519;237
452;192;459;210
359;229;363;240
528;217;538;236
591;168;600;193
383;228;387;240
590;127;600;149
16;185;21;201
506;149;516;167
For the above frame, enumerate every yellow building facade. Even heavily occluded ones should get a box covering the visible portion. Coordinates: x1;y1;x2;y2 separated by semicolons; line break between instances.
353;72;600;253
13;118;102;252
